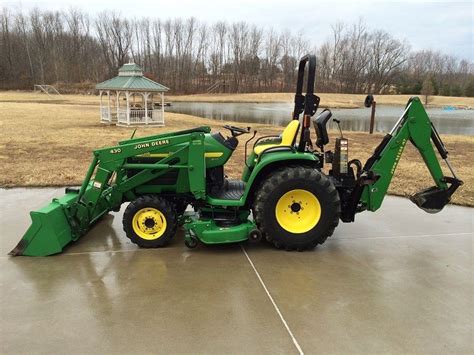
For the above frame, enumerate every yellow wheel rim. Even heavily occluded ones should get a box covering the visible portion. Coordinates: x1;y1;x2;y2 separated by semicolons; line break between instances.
132;207;167;240
275;189;321;234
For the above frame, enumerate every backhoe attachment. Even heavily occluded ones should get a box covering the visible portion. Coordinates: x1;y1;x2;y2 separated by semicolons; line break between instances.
358;97;462;215
334;97;463;222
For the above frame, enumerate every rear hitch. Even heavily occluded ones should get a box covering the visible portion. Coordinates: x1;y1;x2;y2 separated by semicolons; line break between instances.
410;177;463;213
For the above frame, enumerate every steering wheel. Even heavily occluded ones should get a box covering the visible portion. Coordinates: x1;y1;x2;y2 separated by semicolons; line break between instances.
223;125;251;137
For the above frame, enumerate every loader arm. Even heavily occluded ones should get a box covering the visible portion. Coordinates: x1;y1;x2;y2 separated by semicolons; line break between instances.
11;130;208;256
343;97;462;221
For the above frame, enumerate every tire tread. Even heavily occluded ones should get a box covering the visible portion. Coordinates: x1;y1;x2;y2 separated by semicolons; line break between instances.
123;195;177;248
253;166;340;251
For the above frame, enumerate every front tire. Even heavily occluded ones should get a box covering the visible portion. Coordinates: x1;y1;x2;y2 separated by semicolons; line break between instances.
123;195;177;248
253;166;340;251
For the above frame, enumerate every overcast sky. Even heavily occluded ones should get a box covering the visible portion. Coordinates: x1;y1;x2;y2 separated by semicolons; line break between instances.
6;0;473;60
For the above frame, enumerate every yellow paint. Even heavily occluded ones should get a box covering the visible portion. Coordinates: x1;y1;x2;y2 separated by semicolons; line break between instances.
275;189;321;233
132;207;167;240
141;153;169;158
139;152;223;158
254;120;300;155
204;152;224;158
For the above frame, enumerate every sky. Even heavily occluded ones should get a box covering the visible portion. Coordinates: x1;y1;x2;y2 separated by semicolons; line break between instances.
5;0;474;60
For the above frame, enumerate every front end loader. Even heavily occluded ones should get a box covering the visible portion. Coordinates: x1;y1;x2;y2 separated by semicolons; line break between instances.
11;55;462;256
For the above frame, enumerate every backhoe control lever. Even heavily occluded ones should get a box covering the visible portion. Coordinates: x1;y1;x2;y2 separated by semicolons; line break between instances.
333;118;344;138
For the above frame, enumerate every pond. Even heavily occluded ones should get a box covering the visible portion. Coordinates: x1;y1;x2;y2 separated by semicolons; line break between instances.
167;102;473;135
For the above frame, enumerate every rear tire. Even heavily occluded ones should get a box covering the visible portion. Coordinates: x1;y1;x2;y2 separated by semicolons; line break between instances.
253;166;340;251
123;195;177;248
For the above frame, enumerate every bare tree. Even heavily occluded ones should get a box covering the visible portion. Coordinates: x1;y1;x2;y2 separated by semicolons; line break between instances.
0;7;472;95
366;30;409;93
228;22;249;92
421;76;434;104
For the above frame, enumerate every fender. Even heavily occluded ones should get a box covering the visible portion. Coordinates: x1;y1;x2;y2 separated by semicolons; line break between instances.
206;151;319;207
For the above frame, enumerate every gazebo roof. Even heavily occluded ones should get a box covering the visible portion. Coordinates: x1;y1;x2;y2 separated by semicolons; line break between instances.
96;63;169;92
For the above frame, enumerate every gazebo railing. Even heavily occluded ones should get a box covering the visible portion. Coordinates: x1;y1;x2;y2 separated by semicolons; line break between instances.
100;107;111;122
130;109;148;123
117;109;127;123
116;108;164;126
152;110;164;125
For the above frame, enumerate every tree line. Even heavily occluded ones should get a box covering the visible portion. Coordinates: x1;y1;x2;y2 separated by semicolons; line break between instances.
1;7;473;96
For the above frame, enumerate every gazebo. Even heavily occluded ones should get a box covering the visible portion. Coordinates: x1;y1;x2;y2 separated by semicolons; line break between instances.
96;63;169;126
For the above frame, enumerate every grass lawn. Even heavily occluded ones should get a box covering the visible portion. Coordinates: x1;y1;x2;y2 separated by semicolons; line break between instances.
0;92;473;206
168;93;474;109
2;91;474;108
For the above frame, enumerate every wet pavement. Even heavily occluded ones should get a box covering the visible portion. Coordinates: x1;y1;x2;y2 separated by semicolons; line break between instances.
0;188;472;353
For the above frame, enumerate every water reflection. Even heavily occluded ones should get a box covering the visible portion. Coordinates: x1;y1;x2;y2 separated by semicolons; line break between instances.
167;102;473;135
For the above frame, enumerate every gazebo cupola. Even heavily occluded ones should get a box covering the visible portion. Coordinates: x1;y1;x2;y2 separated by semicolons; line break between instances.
96;63;169;126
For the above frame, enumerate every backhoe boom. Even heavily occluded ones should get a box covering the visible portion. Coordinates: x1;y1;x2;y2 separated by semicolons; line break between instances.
356;97;462;215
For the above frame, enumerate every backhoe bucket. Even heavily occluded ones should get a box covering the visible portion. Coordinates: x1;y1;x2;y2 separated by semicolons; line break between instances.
9;193;78;256
409;186;450;214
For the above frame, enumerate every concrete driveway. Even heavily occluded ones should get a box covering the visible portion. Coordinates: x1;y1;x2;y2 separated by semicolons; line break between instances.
0;188;472;354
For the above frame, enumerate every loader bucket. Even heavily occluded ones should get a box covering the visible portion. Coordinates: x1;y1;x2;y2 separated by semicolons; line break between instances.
9;192;78;256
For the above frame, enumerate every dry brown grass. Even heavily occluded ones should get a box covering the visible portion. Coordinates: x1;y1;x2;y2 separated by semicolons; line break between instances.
2;91;474;109
0;91;99;105
1;93;473;206
168;92;474;108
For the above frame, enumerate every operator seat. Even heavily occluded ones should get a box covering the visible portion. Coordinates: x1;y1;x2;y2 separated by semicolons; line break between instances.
253;120;300;155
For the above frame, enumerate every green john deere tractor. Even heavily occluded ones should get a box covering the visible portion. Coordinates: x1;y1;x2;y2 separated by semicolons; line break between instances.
11;55;463;256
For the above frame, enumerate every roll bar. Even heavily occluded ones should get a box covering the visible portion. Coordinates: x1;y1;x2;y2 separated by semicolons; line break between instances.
293;54;320;151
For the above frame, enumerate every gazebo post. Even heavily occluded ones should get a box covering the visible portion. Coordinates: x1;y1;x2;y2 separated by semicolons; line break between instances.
150;94;154;123
116;90;121;124
161;92;165;125
126;91;130;125
144;92;149;125
99;90;104;121
107;90;111;122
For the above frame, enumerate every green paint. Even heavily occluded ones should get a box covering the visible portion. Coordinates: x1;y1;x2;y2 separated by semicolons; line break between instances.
360;97;448;211
11;97;456;256
183;214;256;244
12;128;215;256
11;192;77;256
